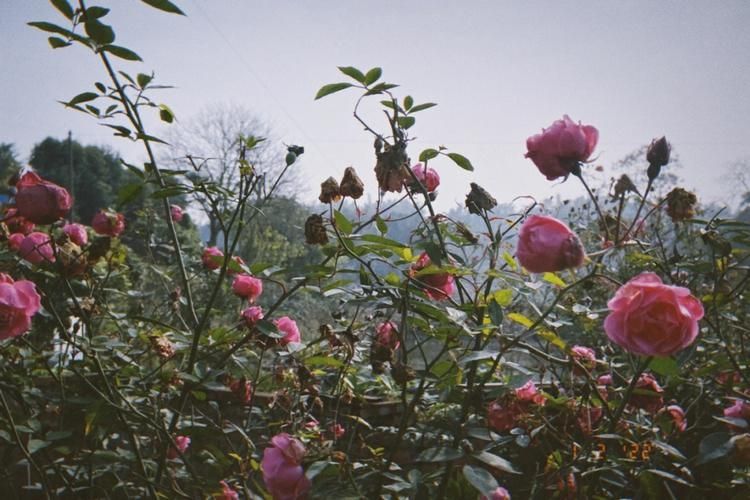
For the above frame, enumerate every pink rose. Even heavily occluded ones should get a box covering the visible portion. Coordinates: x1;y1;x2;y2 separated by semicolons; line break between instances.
91;210;125;237
15;171;72;224
170;204;183;223
604;272;704;357
0;273;42;340
242;305;264;327
570;345;596;374
7;233;24;252
724;400;750;431
274;316;301;345
577;405;603;435
628;373;664;413
261;433;311;500
525;115;598;180
3;208;35;235
219;481;239;500
487;400;522;432
516;215;585;273
19;232;55;265
481;486;511;500
411;252;455;300
202;246;224;270
375;321;400;350
232;274;263;302
660;404;687;432
515;380;545;406
167;435;191;459
63;223;88;246
229;378;253;404
411;163;440;192
330;423;345;439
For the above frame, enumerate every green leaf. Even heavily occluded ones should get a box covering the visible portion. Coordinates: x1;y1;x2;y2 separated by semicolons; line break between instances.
409;102;437;113
158;104;175;123
363;67;382;85
151;186;187;199
314;82;353;100
365;82;398;95
419;148;439;162
28;21;77;38
27;439;50;455
305;356;344;368
397;116;416;129
474;451;521;474
50;0;75;19
462;465;499;497
696;432;733;465
333;210;352;235
140;0;185;15
67;92;98;106
136;73;153;88
488;300;504;325
337;66;365;83
447;152;474;171
649;357;679;377
404;95;413;111
105;124;132;138
507;312;534;328
542;272;566;287
117;183;144;206
416;446;463;462
492;289;513;307
85;6;110;19
48;36;70;49
85;19;115;44
376;216;388;234
103;44;142;61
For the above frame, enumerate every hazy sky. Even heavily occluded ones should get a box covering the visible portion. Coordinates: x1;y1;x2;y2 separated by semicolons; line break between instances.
2;1;750;211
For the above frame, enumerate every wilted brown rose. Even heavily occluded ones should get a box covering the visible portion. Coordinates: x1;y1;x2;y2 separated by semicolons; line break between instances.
339;167;364;199
374;142;411;193
319;177;342;204
150;335;175;360
304;214;328;245
465;182;497;215
666;187;697;222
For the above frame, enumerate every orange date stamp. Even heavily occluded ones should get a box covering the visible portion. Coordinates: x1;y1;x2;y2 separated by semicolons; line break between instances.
572;441;653;461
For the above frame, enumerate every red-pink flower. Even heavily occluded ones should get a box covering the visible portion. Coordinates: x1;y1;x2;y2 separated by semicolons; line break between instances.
412;252;455;300
0;273;42;340
232;274;263;302
628;373;664;413
229;378;253;404
19;232;55;265
516;215;585;273
576;405;603;436
515;381;546;406
330;423;345;439
274;316;301;345
375;321;400;350
7;233;24;252
481;486;511;500
570;345;596;375
411;163;440;192
242;305;264;327
170;205;184;223
724;399;750;431
63;223;88;246
202;246;224;270
15;171;72;224
3;208;35;235
261;433;311;500
167;435;191;459
218;481;239;500
660;404;687;432
604;272;704;357
525;115;598;180
487;400;522;432
91;210;125;237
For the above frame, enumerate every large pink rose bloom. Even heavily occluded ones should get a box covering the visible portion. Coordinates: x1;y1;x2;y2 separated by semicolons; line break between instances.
232;274;263;302
15;171;73;224
19;232;55;265
525;115;598;180
604;272;704;357
516;215;585;273
274;316;301;345
261;433;311;500
0;273;42;340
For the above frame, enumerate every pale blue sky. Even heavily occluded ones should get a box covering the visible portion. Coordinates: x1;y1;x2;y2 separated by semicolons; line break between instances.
2;1;749;210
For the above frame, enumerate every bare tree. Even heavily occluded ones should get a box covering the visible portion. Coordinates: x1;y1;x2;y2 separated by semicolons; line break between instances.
162;103;298;245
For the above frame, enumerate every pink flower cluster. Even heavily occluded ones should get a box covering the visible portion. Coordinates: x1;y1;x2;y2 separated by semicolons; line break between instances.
487;381;546;432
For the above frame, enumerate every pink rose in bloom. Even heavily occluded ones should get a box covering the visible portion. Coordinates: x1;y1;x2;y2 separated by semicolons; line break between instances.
660;404;687;432
7;233;24;252
375;321;400;350
63;223;88;246
515;381;546;406
628;373;664;413
481;486;511;500
516;215;585;273
604;272;704;357
570;345;596;375
261;433;311;500
15;171;73;224
3;208;35;235
487;400;522;432
0;273;42;340
242;305;264;327
597;374;613;386
170;204;183;223
274;316;301;345
91;210;125;237
219;481;239;500
330;423;345;439
232;274;263;302
167;435;191;459
525;115;598;180
202;246;224;270
229;378;253;404
724;400;750;431
411;252;455;300
411;163;440;192
19;232;55;265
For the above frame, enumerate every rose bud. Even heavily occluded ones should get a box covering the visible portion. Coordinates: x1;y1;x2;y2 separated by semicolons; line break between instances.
232;274;263;302
201;246;224;270
525;115;598;181
274;316;301;345
19;232;55;265
646;136;671;180
339;166;364;199
410;163;440;192
241;305;264;327
627;373;664;414
319;176;342;204
4;208;35;235
167;435;191;459
63;222;88;246
411;252;455;300
516;215;585;273
7;233;24;252
91;210;125;237
15;171;72;224
170;205;184;223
